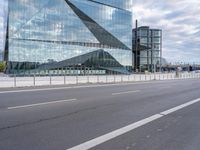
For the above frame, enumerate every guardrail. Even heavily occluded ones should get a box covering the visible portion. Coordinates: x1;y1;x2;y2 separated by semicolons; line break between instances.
0;72;199;88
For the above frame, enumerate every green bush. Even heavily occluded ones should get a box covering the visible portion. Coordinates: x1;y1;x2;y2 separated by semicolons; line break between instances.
0;61;6;72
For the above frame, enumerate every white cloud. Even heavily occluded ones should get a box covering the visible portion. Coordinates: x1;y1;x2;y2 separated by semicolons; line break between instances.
132;0;200;63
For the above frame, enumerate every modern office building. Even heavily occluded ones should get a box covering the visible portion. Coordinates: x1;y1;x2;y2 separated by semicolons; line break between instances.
133;26;162;72
3;0;133;75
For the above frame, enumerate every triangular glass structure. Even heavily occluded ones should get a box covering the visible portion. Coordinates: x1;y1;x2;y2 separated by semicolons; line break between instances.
69;0;132;49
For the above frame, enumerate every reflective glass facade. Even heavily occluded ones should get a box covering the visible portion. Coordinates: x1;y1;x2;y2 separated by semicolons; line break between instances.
91;0;133;11
0;0;8;61
5;0;132;74
133;26;162;72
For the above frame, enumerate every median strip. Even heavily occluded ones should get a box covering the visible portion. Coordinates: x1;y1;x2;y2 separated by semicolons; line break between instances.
7;99;77;110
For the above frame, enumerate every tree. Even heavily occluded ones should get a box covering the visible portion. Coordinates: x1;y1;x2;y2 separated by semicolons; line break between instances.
0;61;6;72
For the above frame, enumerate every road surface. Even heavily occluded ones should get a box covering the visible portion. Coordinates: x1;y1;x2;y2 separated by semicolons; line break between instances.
0;79;200;150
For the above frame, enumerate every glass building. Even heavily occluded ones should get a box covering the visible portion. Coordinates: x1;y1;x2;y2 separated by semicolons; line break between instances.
3;0;133;75
132;26;162;72
0;0;7;61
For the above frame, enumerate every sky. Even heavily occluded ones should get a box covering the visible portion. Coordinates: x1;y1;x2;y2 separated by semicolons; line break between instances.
132;0;200;63
0;0;200;63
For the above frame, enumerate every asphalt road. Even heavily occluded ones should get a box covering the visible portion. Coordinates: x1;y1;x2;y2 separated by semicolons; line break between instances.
0;79;200;150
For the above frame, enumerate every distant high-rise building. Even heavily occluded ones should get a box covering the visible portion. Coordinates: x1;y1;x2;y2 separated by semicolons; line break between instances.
4;0;133;75
133;26;162;72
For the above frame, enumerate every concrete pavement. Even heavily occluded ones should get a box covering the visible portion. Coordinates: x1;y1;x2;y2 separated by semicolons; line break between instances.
0;79;200;150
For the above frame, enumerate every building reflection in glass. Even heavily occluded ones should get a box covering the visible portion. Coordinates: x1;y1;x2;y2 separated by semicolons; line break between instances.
5;0;133;74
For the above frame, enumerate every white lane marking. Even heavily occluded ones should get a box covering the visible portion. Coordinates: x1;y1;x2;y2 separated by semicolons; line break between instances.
67;114;163;150
0;80;178;94
160;98;200;115
67;98;200;150
112;90;140;96
7;99;76;110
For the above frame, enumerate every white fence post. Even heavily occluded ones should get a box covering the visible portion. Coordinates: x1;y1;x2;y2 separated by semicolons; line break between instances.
33;75;36;86
49;74;52;85
14;74;17;87
75;76;77;84
87;75;89;83
64;75;66;85
97;75;99;83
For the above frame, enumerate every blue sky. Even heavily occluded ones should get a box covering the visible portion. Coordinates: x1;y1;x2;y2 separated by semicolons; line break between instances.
0;0;200;63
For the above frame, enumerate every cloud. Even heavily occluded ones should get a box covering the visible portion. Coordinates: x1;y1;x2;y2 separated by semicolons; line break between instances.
132;0;200;63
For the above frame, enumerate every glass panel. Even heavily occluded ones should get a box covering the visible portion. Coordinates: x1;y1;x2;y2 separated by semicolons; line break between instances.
0;52;2;61
152;37;160;43
152;44;161;50
140;57;147;65
0;0;8;61
9;0;99;43
152;30;161;37
140;37;148;44
91;0;133;11
71;0;132;49
140;51;147;57
139;29;148;36
152;51;160;57
152;57;160;64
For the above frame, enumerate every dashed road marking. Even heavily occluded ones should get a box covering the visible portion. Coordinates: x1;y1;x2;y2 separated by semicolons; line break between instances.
8;99;77;110
112;90;140;96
